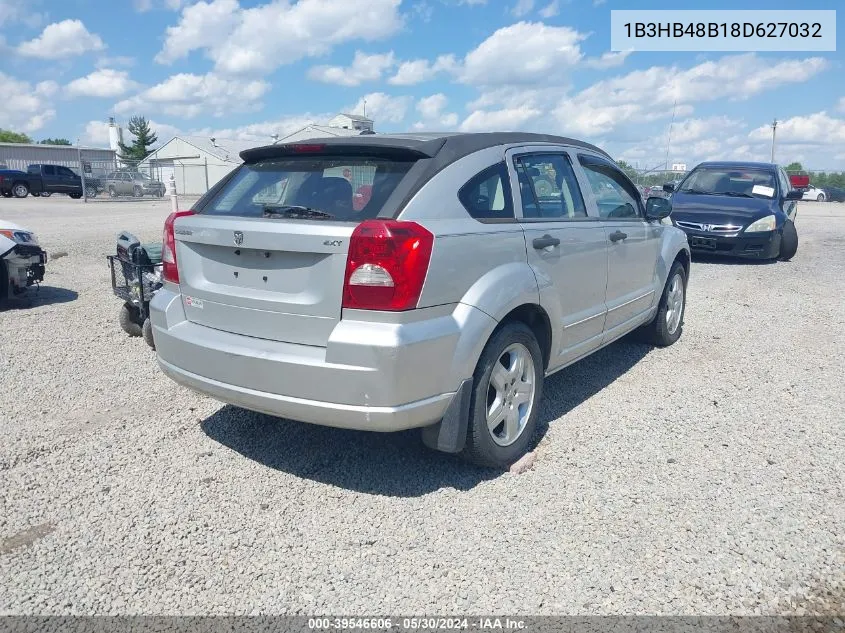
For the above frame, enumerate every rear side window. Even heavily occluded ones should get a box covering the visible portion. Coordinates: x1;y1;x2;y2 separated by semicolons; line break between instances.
514;153;587;219
458;163;514;221
200;156;415;222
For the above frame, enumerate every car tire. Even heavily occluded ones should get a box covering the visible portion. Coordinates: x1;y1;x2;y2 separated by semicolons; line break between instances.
461;321;544;469
119;303;143;337
69;193;82;200
40;192;52;198
779;220;798;261
142;317;155;350
109;186;118;198
134;186;143;198
816;193;825;202
32;192;40;197
1;190;11;198
641;260;686;347
12;182;29;198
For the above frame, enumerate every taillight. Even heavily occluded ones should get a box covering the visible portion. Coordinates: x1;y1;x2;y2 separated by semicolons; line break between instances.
162;210;195;284
342;219;434;311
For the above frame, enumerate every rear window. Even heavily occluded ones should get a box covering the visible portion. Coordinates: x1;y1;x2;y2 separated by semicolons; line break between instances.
200;156;416;222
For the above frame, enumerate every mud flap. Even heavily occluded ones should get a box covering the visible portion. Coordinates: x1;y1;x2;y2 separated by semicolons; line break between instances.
420;378;472;454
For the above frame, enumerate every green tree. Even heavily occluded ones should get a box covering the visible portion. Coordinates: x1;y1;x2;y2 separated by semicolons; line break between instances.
39;138;72;146
118;116;158;162
615;160;640;182
784;162;804;173
0;129;33;143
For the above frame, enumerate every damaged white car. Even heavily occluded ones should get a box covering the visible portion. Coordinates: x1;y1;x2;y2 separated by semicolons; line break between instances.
1;220;47;305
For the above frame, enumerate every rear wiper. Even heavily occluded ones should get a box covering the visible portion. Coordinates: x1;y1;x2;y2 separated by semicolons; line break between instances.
262;205;335;220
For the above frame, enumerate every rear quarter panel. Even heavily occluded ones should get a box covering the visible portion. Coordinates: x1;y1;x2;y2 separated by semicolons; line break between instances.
399;147;541;381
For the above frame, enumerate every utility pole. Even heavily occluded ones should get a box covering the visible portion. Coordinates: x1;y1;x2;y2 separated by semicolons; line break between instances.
363;99;367;118
664;99;677;175
76;138;87;203
770;119;778;163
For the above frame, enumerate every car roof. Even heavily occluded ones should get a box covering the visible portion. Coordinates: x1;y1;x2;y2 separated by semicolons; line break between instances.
694;161;778;170
241;132;613;165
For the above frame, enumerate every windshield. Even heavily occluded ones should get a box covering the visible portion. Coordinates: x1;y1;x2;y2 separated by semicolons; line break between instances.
678;167;777;198
200;156;416;222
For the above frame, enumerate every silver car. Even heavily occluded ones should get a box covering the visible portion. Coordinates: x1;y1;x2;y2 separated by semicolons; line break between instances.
151;133;690;467
104;171;166;198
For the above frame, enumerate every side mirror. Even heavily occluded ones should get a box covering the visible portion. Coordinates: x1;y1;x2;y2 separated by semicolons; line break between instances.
662;182;675;192
785;189;803;200
645;196;672;220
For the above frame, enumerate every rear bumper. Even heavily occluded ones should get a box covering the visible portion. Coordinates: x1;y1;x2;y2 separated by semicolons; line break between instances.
682;229;781;259
150;287;496;432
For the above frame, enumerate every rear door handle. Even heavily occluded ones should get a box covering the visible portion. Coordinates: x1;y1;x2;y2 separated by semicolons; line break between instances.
609;230;628;243
532;234;561;249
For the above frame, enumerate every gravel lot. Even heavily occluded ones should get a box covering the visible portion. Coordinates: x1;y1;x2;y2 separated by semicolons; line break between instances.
1;196;843;616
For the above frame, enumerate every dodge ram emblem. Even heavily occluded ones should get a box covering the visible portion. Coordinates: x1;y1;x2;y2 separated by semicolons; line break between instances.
233;231;244;246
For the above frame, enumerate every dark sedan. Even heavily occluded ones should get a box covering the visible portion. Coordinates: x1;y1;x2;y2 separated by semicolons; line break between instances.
664;161;801;261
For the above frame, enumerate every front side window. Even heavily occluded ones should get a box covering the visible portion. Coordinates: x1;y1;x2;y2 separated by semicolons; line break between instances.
42;165;55;176
58;167;75;177
579;158;642;219
678;167;777;199
200;156;415;222
514;153;587;219
458;163;514;221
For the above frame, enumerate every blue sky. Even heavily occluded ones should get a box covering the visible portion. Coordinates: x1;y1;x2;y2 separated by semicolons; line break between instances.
1;0;843;169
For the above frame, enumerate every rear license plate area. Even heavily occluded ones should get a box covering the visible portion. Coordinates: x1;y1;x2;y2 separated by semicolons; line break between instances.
690;236;716;249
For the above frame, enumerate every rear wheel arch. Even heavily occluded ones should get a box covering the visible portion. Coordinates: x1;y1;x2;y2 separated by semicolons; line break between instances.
496;304;552;371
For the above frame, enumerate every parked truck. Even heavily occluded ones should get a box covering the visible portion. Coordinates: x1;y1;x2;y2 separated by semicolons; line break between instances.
0;164;84;199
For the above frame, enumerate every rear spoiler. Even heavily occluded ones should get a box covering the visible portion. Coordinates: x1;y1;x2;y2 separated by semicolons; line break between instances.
241;137;447;163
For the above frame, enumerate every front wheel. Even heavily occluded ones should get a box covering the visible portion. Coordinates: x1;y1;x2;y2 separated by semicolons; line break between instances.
461;322;544;468
779;221;798;261
640;261;686;347
133;186;143;198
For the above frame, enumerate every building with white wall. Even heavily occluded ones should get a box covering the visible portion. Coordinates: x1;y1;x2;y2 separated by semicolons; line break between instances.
138;136;259;195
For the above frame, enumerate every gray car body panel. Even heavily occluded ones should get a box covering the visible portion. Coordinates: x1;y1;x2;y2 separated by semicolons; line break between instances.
151;133;689;433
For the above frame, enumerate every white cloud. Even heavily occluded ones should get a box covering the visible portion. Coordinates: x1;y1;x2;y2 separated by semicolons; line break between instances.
838;97;845;113
155;0;240;64
134;0;185;10
388;54;458;85
96;56;136;69
156;0;403;76
0;72;56;133
412;93;458;130
348;93;411;123
114;73;270;119
81;120;111;146
511;0;534;17
669;117;743;145
65;69;139;99
552;54;828;136
308;51;395;87
748;112;845;146
17;19;105;59
459;22;585;86
195;114;329;142
459;106;543;132
0;0;46;28
538;1;559;18
585;50;631;69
